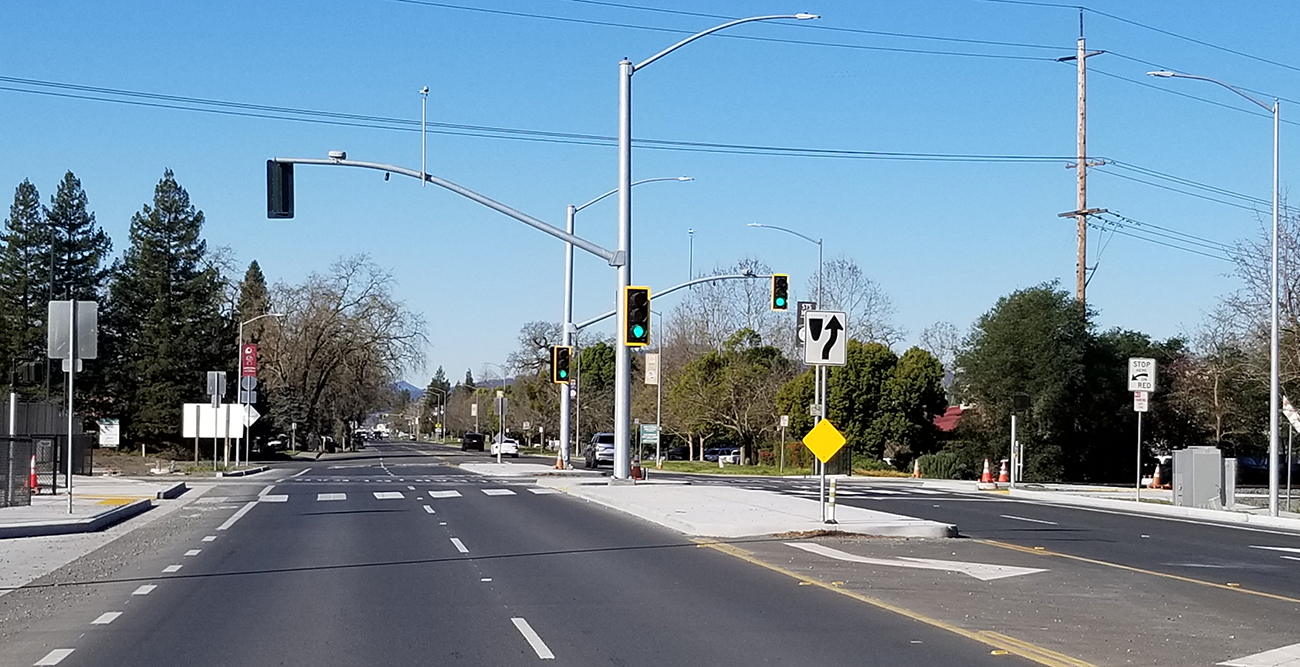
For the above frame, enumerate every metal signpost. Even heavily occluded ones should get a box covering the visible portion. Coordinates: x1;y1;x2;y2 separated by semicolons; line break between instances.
48;300;97;514
802;419;847;523
1128;358;1157;502
208;371;226;470
779;415;789;473
801;311;848;521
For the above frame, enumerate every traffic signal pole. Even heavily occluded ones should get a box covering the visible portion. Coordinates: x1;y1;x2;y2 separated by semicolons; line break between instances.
559;204;576;469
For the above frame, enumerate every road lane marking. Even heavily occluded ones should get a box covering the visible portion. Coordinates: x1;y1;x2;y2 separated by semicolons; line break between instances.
261;494;288;502
481;578;492;582
787;542;1047;581
982;540;1300;605
131;585;156;595
34;649;74;665
374;491;405;499
1219;641;1300;666
1250;545;1300;554
91;612;122;625
482;489;516;496
291;468;310;477
217;501;259;530
450;538;469;553
701;540;1096;667
423;505;436;514
1001;515;1059;525
528;488;558;495
1283;556;1300;562
202;536;216;542
162;565;182;573
259;485;275;497
407;485;415;490
909;488;943;495
184;549;201;556
317;493;346;501
429;490;461;498
511;618;556;660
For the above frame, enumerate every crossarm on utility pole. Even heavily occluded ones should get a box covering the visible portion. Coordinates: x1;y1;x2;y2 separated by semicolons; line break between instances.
573;273;766;331
270;157;621;265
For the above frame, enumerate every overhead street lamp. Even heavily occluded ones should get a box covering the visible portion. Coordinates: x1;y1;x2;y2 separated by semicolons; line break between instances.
237;312;284;468
1147;70;1281;516
426;387;447;441
560;177;692;469
612;12;818;480
747;223;823;306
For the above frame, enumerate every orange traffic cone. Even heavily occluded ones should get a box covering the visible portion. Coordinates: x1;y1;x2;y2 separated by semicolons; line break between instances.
912;459;921;478
29;454;38;492
1149;462;1162;489
555;450;564;470
979;458;993;484
997;459;1010;483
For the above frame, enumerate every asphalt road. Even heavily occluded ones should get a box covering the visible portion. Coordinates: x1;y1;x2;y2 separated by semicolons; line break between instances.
1;441;1043;667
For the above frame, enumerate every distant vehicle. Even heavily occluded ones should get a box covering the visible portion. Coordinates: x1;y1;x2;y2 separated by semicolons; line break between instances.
491;438;520;458
461;432;486;451
584;432;615;468
666;445;689;461
703;447;740;463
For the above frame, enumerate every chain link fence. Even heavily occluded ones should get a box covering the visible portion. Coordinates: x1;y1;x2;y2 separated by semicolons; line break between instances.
1;437;34;508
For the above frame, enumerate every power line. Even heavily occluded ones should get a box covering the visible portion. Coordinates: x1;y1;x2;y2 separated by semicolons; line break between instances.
1088;215;1232;262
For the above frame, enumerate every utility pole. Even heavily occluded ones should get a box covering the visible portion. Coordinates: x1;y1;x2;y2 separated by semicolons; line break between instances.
1057;11;1105;309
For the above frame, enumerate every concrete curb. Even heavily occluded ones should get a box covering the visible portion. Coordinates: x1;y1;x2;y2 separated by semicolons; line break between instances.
216;466;269;478
1009;488;1300;531
156;482;187;500
0;498;152;539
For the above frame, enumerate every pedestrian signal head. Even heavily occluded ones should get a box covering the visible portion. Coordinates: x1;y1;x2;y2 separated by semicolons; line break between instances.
771;274;789;311
624;286;651;347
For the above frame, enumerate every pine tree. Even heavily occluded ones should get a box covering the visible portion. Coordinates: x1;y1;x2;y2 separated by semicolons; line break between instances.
47;172;111;301
0;180;50;384
104;170;227;444
236;260;270;340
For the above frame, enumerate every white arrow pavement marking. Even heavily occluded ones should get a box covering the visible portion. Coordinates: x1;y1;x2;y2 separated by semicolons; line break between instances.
1219;641;1300;666
1251;545;1300;554
511;618;556;660
786;542;1048;581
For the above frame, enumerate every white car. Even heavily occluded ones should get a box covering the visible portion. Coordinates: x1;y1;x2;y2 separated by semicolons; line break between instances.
491;438;520;458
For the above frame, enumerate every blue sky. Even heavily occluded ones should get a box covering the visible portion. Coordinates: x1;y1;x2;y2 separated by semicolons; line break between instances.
3;1;1297;385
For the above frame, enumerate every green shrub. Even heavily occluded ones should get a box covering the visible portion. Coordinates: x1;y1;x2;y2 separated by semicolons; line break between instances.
916;451;968;480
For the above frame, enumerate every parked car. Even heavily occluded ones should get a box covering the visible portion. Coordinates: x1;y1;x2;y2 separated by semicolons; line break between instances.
461;432;486;451
491;438;520;458
666;445;689;461
585;432;616;468
704;446;740;463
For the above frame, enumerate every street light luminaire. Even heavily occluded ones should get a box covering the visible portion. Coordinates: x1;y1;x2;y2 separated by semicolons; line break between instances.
1147;71;1175;78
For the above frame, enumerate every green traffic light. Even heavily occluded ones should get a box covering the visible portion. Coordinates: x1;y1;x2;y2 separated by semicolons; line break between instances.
559;370;567;379
775;297;786;307
632;325;645;338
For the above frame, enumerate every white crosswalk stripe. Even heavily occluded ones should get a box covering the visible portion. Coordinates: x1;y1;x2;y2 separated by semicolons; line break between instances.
428;490;462;498
482;489;516;496
373;491;405;499
317;493;346;501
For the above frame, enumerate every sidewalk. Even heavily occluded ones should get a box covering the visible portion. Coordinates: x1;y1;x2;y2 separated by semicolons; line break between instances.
0;476;187;539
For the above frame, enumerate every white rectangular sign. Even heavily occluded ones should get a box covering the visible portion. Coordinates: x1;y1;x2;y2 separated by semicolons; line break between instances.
780;415;790;428
182;404;254;439
1127;357;1157;392
1133;391;1149;413
97;419;120;447
644;353;660;386
803;310;848;366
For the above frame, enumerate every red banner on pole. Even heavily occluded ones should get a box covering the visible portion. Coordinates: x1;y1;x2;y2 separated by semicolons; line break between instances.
241;344;258;377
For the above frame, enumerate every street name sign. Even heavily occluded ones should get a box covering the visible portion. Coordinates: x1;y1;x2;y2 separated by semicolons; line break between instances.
803;311;847;366
1127;357;1157;392
802;419;847;463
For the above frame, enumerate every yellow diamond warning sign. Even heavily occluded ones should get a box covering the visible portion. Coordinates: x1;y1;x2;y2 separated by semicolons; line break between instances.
802;419;847;463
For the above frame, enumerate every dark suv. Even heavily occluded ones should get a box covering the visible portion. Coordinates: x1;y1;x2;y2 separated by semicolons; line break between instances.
461;432;486;451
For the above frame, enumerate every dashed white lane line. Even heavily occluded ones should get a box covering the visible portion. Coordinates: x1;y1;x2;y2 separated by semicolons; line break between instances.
1284;556;1300;562
374;491;405;500
261;495;289;503
450;538;469;554
184;549;202;557
407;485;415;490
317;493;347;501
423;505;436;514
131;585;156;596
482;489;516;496
481;578;492;582
34;648;75;665
259;485;275;497
91;612;122;625
291;468;311;478
218;501;258;530
429;490;461;499
511;618;555;660
1000;514;1059;525
162;565;182;573
202;536;217;542
528;488;558;495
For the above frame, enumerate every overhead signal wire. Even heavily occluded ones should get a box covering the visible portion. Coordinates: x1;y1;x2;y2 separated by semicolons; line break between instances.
1090;212;1233;262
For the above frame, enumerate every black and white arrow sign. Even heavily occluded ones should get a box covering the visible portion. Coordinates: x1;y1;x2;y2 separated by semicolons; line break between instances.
803;310;848;366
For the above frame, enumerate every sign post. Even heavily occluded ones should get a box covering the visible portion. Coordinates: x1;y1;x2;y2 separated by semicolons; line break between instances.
803;310;848;490
48;300;97;514
1128;358;1157;502
802;419;847;523
779;415;789;473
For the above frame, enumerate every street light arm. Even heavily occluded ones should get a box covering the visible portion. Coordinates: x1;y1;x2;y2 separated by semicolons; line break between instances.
575;177;693;213
1147;71;1274;112
240;312;285;328
271;157;620;265
747;222;821;248
635;14;818;70
573;273;768;330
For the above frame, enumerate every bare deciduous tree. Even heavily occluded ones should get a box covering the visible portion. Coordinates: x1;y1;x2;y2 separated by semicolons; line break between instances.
807;256;902;347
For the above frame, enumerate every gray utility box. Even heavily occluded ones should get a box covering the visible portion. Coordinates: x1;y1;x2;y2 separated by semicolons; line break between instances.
1173;446;1233;509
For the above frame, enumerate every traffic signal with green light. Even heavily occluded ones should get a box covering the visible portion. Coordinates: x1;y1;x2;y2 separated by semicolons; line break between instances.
771;274;789;311
624;286;651;347
551;346;572;384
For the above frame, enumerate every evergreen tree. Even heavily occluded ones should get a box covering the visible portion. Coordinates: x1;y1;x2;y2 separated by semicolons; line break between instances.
0;180;49;383
47;172;111;301
236;260;270;336
464;368;476;390
104;170;226;444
